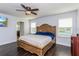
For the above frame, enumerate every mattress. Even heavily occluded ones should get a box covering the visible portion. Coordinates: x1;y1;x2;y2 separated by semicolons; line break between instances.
19;34;52;49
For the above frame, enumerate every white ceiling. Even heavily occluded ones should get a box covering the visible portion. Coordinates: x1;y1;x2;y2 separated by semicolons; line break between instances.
0;3;79;18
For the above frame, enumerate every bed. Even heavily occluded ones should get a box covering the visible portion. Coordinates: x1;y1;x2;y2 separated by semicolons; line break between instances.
17;24;56;56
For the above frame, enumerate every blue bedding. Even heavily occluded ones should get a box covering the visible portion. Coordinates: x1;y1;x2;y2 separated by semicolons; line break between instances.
36;32;55;39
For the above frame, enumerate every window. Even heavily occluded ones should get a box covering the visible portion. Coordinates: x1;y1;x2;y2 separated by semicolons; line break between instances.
31;22;36;34
58;18;72;37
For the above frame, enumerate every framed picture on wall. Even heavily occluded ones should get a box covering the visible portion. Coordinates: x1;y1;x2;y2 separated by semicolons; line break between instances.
0;16;8;27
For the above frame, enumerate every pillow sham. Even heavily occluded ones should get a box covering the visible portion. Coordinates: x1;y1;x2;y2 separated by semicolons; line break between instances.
36;32;55;39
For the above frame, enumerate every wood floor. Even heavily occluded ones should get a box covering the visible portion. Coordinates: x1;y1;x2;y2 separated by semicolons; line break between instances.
0;42;71;56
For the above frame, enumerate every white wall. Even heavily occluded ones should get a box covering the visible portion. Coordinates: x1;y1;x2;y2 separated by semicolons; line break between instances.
31;16;57;26
31;11;77;47
0;13;17;45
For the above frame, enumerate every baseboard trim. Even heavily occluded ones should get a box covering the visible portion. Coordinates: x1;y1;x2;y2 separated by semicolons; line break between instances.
56;43;71;47
0;41;16;46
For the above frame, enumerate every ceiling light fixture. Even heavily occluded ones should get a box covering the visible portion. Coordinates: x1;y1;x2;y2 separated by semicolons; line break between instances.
25;11;31;15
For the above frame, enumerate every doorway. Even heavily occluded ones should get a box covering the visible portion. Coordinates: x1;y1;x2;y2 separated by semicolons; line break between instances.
16;22;24;38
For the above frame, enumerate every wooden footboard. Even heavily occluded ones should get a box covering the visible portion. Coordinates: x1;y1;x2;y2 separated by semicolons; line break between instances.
17;40;55;56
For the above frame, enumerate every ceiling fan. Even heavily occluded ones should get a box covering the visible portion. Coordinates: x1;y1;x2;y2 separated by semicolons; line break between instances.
16;4;39;15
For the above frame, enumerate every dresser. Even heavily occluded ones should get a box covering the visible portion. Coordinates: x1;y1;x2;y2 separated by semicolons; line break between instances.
71;36;79;56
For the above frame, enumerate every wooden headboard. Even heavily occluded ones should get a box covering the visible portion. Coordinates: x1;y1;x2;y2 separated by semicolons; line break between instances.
37;24;56;34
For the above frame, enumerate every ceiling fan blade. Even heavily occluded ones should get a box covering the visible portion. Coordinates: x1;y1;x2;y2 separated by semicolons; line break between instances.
31;12;37;15
31;9;39;11
16;9;25;11
21;4;26;9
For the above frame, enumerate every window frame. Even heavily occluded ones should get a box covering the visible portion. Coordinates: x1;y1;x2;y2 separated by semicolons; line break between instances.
30;22;37;34
58;17;73;37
